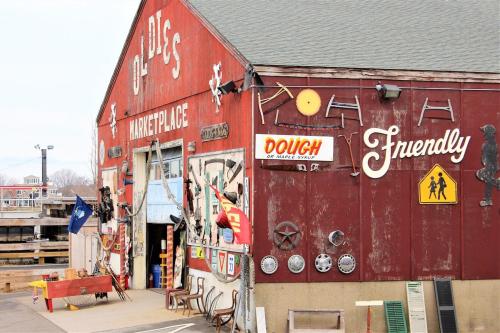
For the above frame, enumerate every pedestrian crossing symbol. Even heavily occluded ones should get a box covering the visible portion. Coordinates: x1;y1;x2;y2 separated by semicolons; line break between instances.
419;164;457;204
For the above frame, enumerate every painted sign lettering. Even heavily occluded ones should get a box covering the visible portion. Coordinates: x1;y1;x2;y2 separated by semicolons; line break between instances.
129;102;188;140
132;9;181;95
201;122;229;142
227;254;235;276
362;126;470;178
218;250;227;274
255;134;334;161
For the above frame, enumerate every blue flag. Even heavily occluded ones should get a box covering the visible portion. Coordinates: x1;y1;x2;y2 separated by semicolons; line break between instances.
68;195;93;234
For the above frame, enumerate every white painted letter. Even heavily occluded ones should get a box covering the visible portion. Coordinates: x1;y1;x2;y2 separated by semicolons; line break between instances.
140;35;148;77
172;32;181;79
148;16;155;60
156;11;162;55
182;102;188;127
451;135;471;163
362;125;399;178
162;19;171;65
129;120;135;140
133;55;140;95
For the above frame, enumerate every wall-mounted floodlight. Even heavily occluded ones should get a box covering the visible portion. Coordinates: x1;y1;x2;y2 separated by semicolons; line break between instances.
218;80;240;95
375;82;402;99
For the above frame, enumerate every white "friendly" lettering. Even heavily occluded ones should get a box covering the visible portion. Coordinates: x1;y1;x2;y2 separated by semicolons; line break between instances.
362;125;471;178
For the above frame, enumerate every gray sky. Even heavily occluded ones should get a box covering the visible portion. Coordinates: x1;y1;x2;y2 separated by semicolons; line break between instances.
0;0;139;183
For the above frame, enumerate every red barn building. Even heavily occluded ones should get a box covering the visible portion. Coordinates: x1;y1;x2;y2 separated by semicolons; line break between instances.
97;1;500;331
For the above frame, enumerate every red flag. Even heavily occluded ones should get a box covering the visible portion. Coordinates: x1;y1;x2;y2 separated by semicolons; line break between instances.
210;185;251;245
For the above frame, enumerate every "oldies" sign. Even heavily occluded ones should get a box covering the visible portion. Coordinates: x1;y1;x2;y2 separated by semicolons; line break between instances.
255;134;334;161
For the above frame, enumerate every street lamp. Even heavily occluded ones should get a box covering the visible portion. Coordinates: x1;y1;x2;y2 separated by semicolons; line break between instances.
34;144;54;196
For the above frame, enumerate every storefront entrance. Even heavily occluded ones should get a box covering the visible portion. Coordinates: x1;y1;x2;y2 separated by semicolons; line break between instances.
145;146;183;288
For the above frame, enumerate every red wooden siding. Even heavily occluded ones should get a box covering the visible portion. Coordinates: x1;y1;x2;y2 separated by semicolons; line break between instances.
253;77;500;283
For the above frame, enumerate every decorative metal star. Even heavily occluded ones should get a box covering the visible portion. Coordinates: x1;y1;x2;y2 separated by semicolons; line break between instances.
273;221;301;250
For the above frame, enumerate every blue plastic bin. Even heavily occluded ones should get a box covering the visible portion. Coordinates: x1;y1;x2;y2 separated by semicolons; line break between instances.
152;264;161;288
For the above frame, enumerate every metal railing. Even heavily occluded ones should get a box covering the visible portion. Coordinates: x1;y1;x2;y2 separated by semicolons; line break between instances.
0;186;45;213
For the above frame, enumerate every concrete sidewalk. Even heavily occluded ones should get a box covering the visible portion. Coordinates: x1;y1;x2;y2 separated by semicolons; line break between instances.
14;289;217;333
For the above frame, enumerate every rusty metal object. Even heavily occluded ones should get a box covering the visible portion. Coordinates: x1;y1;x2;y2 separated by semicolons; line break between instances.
189;165;202;196
328;230;345;247
476;124;500;207
274;109;342;130
273;221;301;250
226;159;243;184
418;98;455;127
325;94;363;128
338;132;360;177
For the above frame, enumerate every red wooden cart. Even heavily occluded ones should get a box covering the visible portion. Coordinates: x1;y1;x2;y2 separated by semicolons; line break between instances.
30;275;112;312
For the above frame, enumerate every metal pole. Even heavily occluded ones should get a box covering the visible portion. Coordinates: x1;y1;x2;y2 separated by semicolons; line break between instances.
41;148;47;197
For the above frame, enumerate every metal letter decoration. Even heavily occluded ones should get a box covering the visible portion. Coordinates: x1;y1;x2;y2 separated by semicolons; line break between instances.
273;221;301;250
476;124;500;207
261;255;278;275
107;146;122;158
288;255;305;274
200;122;229;142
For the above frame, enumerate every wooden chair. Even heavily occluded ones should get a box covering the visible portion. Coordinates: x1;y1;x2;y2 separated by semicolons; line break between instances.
213;290;238;333
169;275;192;310
178;276;205;316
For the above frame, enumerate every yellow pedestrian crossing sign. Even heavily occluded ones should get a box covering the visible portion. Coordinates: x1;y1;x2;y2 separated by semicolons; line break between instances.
419;164;457;204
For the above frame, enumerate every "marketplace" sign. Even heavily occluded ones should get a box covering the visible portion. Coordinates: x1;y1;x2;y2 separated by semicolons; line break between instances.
255;134;334;161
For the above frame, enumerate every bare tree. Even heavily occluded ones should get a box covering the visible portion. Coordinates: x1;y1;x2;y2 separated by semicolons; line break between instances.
0;173;19;185
50;169;90;188
89;121;98;185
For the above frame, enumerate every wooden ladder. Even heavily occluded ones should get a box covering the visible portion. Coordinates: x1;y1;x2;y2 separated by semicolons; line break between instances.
159;253;168;288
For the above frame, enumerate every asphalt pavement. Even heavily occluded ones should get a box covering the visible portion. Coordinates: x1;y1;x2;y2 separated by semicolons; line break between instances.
0;290;227;333
0;292;65;333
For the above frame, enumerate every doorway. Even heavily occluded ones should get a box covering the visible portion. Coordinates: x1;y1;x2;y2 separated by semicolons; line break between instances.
145;145;183;288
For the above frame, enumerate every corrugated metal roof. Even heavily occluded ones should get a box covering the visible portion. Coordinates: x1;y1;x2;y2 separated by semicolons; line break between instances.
188;0;500;73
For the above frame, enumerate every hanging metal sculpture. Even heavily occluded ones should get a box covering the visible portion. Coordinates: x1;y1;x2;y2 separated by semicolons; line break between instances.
260;255;279;275
325;95;363;128
209;62;223;112
337;254;356;274
288;255;305;274
274;109;342;130
476;124;500;206
257;82;294;124
417;98;455;127
273;221;301;250
338;132;360;176
315;254;333;273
